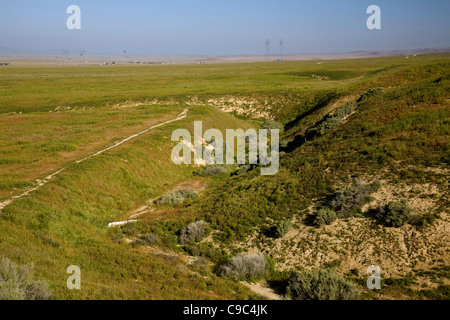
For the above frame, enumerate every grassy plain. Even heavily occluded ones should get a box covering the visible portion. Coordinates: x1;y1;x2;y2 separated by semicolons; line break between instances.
0;53;449;299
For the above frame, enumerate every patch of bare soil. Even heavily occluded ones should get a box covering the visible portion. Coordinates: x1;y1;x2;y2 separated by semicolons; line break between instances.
231;172;449;289
241;281;283;300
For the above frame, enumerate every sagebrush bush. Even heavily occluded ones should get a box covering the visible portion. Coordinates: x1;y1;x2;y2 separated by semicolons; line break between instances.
331;177;375;218
179;221;206;245
376;199;411;227
193;165;229;177
286;269;357;300
155;189;198;205
0;258;51;300
218;254;268;280
275;219;292;238
312;208;337;227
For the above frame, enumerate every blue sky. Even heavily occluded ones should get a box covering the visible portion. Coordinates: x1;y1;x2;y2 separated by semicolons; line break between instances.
1;0;449;55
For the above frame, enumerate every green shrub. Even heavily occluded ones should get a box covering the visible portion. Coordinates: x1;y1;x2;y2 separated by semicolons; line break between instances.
286;269;357;300
0;258;51;300
188;257;211;276
311;208;337;227
306;101;356;139
131;238;147;248
141;233;161;245
155;189;198;205
185;243;229;263
375;199;411;227
121;222;138;237
232;164;253;176
179;221;206;245
358;87;384;102
410;213;437;228
218;254;268;281
275;219;292;238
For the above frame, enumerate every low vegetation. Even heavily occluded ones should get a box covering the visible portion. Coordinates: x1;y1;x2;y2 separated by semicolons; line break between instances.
330;177;379;218
375;199;412;228
155;189;198;205
286;269;357;300
0;258;51;300
310;208;337;227
179;221;206;245
193;165;229;177
218;254;268;281
0;54;448;299
275;219;292;238
305;101;356;140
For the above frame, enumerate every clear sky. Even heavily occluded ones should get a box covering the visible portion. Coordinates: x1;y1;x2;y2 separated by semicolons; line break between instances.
1;0;449;55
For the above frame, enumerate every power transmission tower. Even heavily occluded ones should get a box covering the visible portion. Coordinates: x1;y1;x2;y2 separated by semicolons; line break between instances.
279;39;284;62
80;48;86;62
62;48;69;62
265;38;270;62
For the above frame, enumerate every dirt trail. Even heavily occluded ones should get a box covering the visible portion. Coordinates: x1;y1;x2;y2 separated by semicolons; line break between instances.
0;108;189;211
241;281;283;300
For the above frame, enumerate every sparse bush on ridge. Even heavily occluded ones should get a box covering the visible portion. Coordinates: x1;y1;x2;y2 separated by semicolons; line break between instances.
358;87;384;102
306;101;356;139
155;189;198;205
311;208;337;227
286;269;357;300
218;254;268;281
0;257;51;300
375;199;412;227
179;221;206;245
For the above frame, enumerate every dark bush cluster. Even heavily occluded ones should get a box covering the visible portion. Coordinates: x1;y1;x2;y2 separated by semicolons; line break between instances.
306;101;356;139
286;269;357;300
311;208;337;227
357;87;384;102
155;189;198;205
330;177;378;218
409;213;437;228
0;258;51;300
179;221;206;245
217;254;268;280
375;199;412;227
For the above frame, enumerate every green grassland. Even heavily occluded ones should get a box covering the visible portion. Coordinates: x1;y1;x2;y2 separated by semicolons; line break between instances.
0;53;449;299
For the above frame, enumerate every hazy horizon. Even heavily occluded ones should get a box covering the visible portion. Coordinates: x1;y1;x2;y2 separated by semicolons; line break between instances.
1;0;449;56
